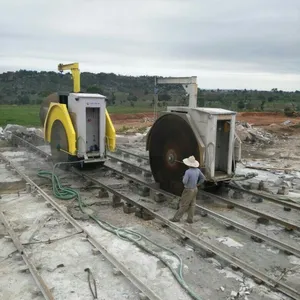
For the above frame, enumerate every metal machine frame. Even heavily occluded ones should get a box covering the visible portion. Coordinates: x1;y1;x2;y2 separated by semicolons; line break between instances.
147;76;241;194
155;76;198;108
42;63;116;163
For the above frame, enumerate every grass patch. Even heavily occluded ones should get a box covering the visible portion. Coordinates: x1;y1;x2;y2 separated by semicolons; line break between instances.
0;105;41;127
0;104;158;127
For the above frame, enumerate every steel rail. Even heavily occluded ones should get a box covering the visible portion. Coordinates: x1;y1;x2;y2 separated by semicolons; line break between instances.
11;134;50;159
196;205;300;257
116;147;149;161
8;135;300;253
73;169;300;300
103;164;300;257
9;135;300;256
107;153;151;174
0;211;55;300
200;190;300;231
229;183;300;211
7;135;300;299
0;153;164;300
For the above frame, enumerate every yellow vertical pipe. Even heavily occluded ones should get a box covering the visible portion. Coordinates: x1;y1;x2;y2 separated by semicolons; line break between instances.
105;109;116;151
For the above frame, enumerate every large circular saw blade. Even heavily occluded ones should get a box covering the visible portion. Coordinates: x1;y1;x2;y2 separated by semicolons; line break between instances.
148;113;200;196
50;120;70;163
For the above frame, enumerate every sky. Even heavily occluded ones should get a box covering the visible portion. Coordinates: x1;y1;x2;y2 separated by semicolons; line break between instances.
0;0;299;91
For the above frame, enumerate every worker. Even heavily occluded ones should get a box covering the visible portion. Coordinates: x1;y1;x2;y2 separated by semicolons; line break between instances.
169;156;206;224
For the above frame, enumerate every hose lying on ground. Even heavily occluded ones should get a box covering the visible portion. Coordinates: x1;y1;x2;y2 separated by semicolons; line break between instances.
37;165;204;300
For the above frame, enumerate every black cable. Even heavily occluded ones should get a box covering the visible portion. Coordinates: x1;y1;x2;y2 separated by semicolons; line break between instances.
84;268;98;299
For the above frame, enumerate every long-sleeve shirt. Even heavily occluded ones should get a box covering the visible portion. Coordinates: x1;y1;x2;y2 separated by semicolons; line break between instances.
182;168;206;189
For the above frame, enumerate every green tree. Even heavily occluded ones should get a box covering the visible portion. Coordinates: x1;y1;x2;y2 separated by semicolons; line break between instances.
18;95;30;104
197;89;205;106
237;100;245;110
87;85;104;94
127;93;137;101
260;100;266;111
158;93;171;101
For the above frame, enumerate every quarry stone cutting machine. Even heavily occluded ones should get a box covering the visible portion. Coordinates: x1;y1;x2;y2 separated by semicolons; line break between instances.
39;63;116;164
146;76;242;196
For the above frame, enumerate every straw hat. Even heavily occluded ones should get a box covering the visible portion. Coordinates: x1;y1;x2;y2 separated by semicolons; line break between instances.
183;156;199;168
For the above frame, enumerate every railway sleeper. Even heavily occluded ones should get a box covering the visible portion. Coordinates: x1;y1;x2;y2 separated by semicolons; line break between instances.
135;208;155;221
98;188;109;198
112;195;123;208
123;202;136;214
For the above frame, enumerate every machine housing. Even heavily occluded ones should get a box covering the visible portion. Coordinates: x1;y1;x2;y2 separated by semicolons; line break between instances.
146;76;241;195
162;106;240;181
40;62;116;164
66;93;107;161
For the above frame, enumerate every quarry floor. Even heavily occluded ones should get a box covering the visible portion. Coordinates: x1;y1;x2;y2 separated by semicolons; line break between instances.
1;112;300;300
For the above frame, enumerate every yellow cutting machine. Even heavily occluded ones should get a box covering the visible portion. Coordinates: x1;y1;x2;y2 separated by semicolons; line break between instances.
39;62;116;163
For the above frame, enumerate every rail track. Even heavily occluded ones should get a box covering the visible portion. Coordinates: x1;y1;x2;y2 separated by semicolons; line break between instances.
106;145;300;231
0;210;55;300
6;133;300;300
0;153;165;300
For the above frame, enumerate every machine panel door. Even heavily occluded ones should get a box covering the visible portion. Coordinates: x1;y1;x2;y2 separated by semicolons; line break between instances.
86;107;100;153
215;120;230;174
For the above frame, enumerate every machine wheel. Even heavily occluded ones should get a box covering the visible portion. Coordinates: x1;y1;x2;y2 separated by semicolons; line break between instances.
148;114;200;196
50;120;71;165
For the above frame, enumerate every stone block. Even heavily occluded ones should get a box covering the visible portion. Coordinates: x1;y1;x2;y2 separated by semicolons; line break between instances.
250;182;260;190
135;208;143;218
138;293;149;300
123;203;136;214
231;265;240;271
277;186;288;195
112;268;122;276
154;193;166;203
112;195;122;208
98;188;109;198
168;200;179;209
251;235;263;243
142;210;154;221
143;172;152;178
19;266;29;273
232;191;243;200
251;196;263;203
92;248;100;255
257;217;269;225
26;183;31;193
138;187;150;197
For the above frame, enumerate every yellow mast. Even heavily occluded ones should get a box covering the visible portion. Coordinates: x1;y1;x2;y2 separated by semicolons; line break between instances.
58;62;80;93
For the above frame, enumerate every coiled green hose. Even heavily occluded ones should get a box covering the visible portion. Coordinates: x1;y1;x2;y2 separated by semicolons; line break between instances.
37;167;204;300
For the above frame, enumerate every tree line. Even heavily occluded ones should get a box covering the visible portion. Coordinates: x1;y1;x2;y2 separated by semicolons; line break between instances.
0;70;299;113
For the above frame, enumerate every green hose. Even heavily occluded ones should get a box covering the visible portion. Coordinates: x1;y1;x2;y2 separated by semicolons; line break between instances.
37;166;204;300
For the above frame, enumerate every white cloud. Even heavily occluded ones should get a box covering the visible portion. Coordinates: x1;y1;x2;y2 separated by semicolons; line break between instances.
0;0;299;90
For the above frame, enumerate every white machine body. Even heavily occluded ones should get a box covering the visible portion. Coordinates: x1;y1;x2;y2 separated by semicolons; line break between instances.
67;93;107;161
165;106;241;181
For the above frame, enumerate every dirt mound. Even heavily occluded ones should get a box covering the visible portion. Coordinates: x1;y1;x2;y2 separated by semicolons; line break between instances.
266;123;300;136
237;112;300;126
